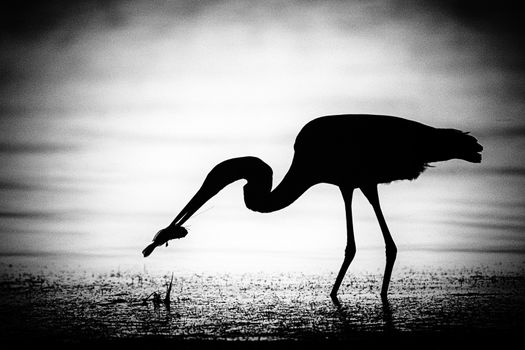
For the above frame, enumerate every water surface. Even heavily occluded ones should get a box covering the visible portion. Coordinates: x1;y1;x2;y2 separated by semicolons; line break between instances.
0;1;524;327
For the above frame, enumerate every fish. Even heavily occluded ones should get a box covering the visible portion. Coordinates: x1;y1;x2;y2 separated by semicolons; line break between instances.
142;225;188;257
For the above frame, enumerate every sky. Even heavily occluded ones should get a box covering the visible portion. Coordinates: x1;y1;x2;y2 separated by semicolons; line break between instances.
0;0;524;273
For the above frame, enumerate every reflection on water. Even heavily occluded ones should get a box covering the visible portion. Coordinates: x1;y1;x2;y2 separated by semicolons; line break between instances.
0;266;523;341
0;0;524;274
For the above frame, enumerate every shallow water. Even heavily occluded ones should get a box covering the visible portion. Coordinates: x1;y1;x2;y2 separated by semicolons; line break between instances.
0;264;523;342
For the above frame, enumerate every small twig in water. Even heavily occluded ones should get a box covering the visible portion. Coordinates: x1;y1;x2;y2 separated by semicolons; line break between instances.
164;272;174;305
152;292;162;307
142;291;155;302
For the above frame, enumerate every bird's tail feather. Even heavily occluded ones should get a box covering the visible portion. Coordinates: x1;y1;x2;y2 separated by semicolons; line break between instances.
437;128;483;163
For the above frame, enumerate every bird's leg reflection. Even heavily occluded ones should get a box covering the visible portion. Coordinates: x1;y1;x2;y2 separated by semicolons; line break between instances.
329;295;357;336
381;297;395;333
330;295;396;333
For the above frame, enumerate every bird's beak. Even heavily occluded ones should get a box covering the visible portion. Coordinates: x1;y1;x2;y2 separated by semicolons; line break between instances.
168;186;210;227
169;158;250;227
170;174;231;227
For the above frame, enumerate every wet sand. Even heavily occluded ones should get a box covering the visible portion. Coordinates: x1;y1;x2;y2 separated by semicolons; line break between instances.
0;265;523;348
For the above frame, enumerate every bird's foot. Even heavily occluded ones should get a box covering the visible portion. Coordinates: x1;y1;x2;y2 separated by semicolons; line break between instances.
330;293;341;307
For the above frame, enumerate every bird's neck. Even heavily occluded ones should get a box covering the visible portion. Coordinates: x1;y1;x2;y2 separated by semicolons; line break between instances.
170;156;311;226
242;156;309;213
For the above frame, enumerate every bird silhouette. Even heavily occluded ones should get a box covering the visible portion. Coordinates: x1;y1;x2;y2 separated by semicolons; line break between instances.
143;114;483;299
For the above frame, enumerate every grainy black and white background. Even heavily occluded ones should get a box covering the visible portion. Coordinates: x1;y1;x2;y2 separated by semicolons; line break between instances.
0;0;524;347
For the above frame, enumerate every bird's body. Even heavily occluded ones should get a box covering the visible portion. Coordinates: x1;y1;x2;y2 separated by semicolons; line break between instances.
143;114;482;300
293;114;480;186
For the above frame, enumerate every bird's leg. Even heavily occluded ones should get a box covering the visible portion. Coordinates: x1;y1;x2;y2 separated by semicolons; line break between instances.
330;187;356;299
361;185;397;299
